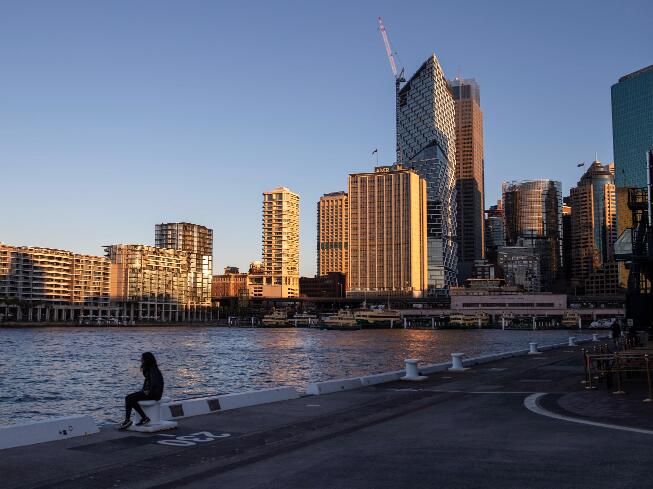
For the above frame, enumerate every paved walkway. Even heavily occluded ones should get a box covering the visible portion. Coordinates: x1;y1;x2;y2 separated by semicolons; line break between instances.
3;342;653;488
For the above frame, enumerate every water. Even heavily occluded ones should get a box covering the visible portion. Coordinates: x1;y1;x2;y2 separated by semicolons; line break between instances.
0;327;588;426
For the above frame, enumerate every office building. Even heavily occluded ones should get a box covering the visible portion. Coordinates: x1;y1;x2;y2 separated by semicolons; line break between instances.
569;161;618;293
348;165;428;297
258;187;300;298
485;201;504;264
562;200;572;286
212;267;248;298
450;77;485;281
497;243;541;293
155;222;213;307
397;54;458;290
317;192;349;277
502;180;563;291
0;243;110;322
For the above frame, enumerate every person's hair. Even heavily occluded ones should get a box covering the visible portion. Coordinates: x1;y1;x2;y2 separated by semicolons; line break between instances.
141;352;158;370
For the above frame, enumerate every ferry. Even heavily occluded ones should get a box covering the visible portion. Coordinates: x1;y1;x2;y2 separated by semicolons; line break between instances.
355;309;402;328
561;311;581;328
290;312;319;327
449;312;489;328
322;309;360;330
260;310;289;327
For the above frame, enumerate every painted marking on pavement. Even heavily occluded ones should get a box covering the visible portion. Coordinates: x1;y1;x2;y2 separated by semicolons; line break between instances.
155;431;231;447
524;393;653;435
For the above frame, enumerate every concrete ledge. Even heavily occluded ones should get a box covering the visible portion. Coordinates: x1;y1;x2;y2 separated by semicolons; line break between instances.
360;371;404;386
307;377;363;395
418;362;449;375
0;415;98;450
162;387;300;420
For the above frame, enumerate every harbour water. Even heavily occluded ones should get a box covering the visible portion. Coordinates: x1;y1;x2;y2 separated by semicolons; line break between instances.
0;326;591;425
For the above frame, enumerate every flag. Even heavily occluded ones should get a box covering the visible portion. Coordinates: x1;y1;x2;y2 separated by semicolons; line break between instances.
372;149;378;155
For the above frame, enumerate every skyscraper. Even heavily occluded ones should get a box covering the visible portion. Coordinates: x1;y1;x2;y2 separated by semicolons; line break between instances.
257;187;299;298
397;54;457;291
155;222;213;307
501;180;563;291
449;77;485;281
348;165;428;297
569;161;617;292
317;192;349;278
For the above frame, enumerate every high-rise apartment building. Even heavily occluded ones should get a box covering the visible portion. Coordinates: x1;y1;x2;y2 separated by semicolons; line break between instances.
450;77;485;281
105;244;196;321
502;180;563;291
255;187;300;298
0;243;110;321
155;222;213;307
348;165;428;297
317;192;349;277
397;54;458;291
569;161;617;292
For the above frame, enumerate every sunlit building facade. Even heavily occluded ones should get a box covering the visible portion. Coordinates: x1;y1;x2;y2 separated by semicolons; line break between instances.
256;187;300;298
348;165;428;297
502;180;563;291
317;192;349;278
0;243;110;322
450;77;485;281
155;222;213;307
212;267;248;298
569;161;618;293
397;54;458;291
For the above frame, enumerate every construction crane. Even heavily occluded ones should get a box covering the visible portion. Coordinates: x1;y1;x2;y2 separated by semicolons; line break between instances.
377;16;405;162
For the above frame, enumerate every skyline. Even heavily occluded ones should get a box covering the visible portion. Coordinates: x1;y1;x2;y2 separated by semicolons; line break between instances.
1;1;651;276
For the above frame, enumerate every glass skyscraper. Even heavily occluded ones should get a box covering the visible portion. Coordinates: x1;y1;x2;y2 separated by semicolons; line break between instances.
397;54;458;291
611;64;653;188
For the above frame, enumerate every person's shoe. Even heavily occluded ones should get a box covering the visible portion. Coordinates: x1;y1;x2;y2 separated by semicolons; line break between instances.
136;416;151;426
118;419;133;430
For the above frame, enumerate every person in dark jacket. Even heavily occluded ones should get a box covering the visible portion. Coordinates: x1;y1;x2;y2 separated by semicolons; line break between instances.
119;352;164;430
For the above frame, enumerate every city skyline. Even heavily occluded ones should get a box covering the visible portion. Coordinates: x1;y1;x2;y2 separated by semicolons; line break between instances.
1;1;651;276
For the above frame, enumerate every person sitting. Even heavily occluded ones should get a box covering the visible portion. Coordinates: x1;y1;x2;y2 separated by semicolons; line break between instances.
119;352;164;430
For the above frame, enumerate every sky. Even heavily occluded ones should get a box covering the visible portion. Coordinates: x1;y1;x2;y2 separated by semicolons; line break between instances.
1;0;651;276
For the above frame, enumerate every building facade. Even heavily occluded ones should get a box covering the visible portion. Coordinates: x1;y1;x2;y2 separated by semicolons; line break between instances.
496;244;541;293
259;187;300;298
450;77;485;282
299;272;346;298
485;201;504;265
212;267;248;298
569;161;618;293
104;244;206;322
155;222;213;307
502;180;563;291
348;165;428;297
0;244;111;322
317;192;349;278
397;54;458;290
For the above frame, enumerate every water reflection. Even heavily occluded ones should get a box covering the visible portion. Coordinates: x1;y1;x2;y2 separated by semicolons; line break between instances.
0;327;591;425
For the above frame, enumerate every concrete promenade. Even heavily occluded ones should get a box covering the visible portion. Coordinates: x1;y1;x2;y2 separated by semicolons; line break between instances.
3;342;653;488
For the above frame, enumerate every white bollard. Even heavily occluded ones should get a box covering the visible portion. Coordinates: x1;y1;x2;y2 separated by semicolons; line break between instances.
130;397;177;433
592;333;599;342
449;353;468;372
568;336;577;347
401;359;427;381
528;342;541;355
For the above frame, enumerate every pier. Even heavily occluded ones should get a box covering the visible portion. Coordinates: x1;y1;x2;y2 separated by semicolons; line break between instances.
3;340;653;488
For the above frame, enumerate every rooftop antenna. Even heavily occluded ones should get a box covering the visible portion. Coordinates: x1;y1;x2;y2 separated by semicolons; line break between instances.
377;17;405;163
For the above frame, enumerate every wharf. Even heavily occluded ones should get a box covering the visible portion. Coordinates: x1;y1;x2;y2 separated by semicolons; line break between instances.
3;343;653;488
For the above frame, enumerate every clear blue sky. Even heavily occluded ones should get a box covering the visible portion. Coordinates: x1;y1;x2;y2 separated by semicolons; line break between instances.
1;0;651;276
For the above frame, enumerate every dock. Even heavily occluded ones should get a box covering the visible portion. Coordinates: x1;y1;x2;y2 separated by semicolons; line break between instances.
3;342;653;488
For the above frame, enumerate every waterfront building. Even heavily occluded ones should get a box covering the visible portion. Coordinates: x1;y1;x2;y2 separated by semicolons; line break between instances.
485;201;504;264
0;243;111;322
257;187;300;298
299;272;346;298
569;161;618;293
397;54;458;291
104;244;202;322
212;266;248;298
496;243;541;293
502;179;563;291
155;222;213;307
317;192;349;278
450;77;485;281
348;165;428;297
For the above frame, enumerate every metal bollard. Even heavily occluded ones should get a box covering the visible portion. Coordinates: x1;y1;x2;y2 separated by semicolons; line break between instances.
568;336;577;347
449;353;468;372
401;359;427;381
644;355;652;402
528;342;541;355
